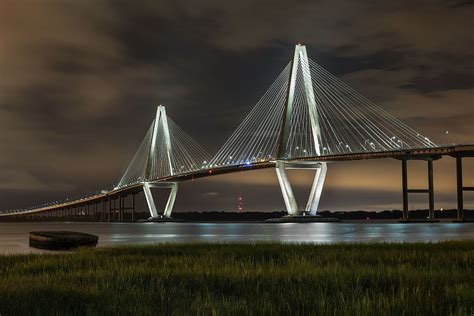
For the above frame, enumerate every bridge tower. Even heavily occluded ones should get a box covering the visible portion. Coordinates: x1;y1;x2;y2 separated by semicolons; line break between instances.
143;106;178;219
116;104;209;220
276;44;327;216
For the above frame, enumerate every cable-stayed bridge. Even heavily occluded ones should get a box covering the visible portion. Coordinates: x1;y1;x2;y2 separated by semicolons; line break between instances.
2;45;473;221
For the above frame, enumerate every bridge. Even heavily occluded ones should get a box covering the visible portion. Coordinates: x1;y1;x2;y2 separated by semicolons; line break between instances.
1;44;473;221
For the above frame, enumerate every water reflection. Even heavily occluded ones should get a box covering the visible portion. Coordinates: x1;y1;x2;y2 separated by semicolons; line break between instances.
0;222;472;254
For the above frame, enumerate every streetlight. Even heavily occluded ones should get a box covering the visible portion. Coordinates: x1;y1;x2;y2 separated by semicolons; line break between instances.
338;142;344;152
363;139;373;151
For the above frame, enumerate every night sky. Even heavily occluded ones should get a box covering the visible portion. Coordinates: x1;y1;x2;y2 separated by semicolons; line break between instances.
0;0;473;212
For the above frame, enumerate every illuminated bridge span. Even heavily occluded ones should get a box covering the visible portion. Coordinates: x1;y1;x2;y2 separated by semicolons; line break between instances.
1;45;473;221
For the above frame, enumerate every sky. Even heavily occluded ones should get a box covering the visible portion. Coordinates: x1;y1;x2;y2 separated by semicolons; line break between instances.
0;0;473;212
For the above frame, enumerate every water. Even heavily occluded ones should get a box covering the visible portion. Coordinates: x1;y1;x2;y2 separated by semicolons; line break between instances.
1;222;473;254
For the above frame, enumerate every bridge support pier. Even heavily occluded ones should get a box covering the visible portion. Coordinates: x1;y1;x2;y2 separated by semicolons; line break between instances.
402;160;408;220
275;161;327;216
119;196;124;221
400;158;438;222
143;182;178;218
101;199;106;222
454;155;473;221
131;194;136;221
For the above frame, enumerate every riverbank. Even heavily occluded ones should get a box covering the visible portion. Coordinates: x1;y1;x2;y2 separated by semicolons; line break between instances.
0;241;472;315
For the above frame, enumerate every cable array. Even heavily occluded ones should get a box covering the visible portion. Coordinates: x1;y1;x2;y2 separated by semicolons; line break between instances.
209;53;436;167
167;118;210;175
116;114;210;188
208;62;291;167
307;58;436;154
116;124;154;187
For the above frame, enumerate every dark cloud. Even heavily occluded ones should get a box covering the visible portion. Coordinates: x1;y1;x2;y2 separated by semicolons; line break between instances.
0;0;472;211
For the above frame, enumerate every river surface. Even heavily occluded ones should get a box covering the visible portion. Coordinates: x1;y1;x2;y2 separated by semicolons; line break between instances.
1;222;473;254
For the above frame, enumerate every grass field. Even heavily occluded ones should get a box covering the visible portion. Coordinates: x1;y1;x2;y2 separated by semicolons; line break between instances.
0;241;472;315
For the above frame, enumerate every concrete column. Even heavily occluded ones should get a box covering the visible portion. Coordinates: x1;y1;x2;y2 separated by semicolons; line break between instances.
456;156;464;220
143;182;159;218
107;197;112;222
120;196;124;221
305;162;327;215
428;160;434;220
402;160;408;220
131;194;135;222
275;162;299;215
163;185;178;218
101;200;105;222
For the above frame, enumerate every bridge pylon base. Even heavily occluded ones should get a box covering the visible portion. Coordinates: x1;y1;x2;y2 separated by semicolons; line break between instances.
275;161;327;216
143;182;178;218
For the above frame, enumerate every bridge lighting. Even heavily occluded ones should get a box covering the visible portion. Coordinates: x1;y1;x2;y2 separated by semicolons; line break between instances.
7;46;454;219
337;141;344;152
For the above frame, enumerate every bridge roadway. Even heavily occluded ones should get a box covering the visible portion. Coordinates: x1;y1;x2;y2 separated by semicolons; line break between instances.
1;144;473;218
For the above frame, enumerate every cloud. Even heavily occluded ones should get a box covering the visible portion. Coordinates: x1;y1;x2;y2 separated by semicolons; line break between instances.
0;169;75;191
0;0;472;211
341;67;474;144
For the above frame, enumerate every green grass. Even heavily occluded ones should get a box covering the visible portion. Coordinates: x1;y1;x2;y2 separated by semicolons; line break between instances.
0;242;473;315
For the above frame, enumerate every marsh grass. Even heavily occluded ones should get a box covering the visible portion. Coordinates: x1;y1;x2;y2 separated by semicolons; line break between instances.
0;241;472;315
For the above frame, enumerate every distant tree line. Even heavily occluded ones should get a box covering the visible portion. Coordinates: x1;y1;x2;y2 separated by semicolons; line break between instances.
172;209;472;221
1;209;471;222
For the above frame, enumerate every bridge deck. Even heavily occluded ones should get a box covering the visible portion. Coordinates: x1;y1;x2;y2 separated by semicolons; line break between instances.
2;144;473;216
